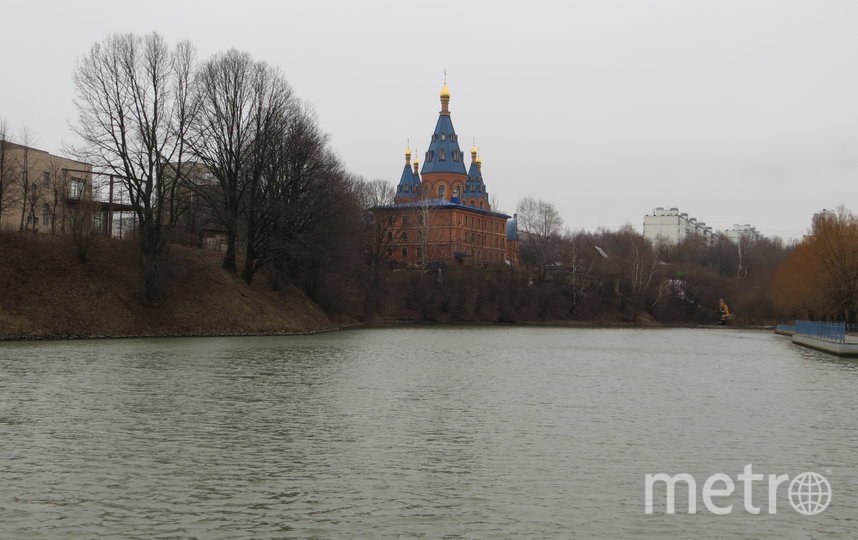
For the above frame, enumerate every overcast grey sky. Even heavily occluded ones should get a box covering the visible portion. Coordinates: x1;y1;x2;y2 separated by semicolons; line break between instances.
2;0;856;240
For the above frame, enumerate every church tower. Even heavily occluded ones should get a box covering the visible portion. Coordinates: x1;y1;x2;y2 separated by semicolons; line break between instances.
394;147;420;203
419;82;468;202
464;145;489;209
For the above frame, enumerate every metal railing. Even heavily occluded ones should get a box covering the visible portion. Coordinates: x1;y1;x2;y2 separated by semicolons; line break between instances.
794;320;846;343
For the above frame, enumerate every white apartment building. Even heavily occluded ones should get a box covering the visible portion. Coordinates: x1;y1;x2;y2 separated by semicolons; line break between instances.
724;224;761;243
642;207;716;244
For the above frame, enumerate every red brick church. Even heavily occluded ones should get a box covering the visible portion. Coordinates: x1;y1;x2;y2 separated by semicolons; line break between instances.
374;82;519;266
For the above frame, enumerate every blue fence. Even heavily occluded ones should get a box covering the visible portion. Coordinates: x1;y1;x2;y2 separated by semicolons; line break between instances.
794;320;846;343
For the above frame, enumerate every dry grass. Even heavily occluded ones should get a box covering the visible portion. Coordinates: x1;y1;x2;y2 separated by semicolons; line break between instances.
0;232;334;339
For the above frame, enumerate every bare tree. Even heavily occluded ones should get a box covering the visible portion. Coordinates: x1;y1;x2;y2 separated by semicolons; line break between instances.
356;178;395;210
188;49;294;273
43;162;70;234
263;105;339;286
516;196;563;280
0;121;20;225
415;197;436;265
15;127;43;232
72;33;196;303
68;177;96;263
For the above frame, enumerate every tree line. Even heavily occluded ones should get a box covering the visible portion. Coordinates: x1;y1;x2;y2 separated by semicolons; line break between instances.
71;33;384;305
36;31;855;324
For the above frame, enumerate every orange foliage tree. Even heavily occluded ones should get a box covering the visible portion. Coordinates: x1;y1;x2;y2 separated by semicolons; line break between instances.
772;207;858;323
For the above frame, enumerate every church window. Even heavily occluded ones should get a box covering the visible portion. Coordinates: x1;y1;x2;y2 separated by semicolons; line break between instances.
480;201;484;208
439;185;446;199
439;149;446;161
452;151;458;161
453;185;460;198
441;133;446;141
452;134;457;142
432;135;437;141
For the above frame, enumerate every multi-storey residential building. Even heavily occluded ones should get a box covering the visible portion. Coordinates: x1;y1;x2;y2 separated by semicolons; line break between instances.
724;224;761;243
642;207;716;244
0;141;94;234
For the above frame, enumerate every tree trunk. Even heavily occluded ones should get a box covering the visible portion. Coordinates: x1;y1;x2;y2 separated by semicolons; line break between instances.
222;227;237;272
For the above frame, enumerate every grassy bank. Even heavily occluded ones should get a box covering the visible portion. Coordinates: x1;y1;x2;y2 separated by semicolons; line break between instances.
0;233;335;340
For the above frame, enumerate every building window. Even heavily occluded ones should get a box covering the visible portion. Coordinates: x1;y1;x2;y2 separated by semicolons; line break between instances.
439;185;446;199
43;172;51;187
452;134;457;142
42;205;51;227
432;135;437;142
453;186;461;198
70;178;86;199
387;231;393;240
401;248;408;257
401;231;408;240
402;215;409;225
386;248;393;256
417;247;423;258
441;133;446;141
439;149;446;161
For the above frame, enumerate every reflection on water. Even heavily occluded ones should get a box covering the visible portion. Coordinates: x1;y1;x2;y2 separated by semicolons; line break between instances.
0;328;856;538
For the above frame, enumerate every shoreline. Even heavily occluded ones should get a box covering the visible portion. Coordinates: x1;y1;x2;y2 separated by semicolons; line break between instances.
0;320;775;343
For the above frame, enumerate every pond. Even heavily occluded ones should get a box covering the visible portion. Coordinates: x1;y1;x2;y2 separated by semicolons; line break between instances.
0;327;855;538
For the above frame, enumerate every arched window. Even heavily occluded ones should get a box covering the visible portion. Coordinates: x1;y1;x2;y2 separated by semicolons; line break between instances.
479;201;484;208
453;185;461;198
439;149;446;161
439;185;446;199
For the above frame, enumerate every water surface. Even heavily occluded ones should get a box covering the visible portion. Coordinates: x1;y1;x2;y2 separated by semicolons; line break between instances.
1;327;856;538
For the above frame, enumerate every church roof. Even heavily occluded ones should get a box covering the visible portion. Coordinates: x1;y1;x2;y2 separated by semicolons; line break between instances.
374;199;510;220
400;164;419;185
465;160;488;199
421;107;467;175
